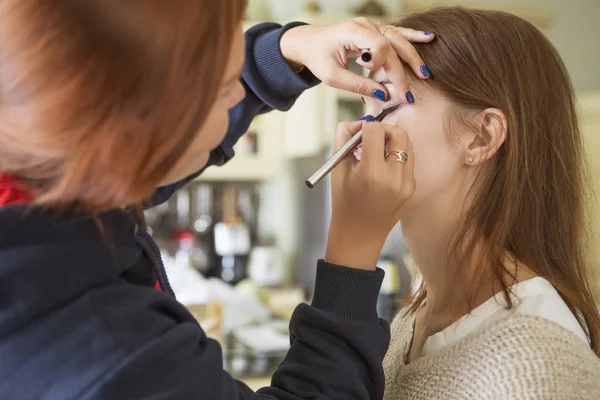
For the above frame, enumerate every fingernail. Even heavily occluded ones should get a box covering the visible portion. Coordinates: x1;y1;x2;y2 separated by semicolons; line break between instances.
359;115;376;122
372;90;386;102
406;91;415;104
420;64;431;77
424;31;433;35
361;51;372;63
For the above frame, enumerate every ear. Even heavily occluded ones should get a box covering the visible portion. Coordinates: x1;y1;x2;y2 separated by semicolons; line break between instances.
464;108;507;166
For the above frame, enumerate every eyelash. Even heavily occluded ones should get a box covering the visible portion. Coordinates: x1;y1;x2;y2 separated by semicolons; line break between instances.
386;104;402;115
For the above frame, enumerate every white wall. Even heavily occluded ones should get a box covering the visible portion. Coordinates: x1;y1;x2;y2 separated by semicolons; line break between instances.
431;0;600;92
580;91;600;295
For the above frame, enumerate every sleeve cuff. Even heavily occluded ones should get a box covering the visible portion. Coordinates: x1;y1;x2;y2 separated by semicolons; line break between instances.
244;22;320;110
311;260;384;321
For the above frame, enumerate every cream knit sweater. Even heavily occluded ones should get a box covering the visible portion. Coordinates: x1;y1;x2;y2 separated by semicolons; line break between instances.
383;312;600;399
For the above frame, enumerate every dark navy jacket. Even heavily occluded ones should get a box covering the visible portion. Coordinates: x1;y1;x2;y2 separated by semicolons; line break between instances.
0;23;390;400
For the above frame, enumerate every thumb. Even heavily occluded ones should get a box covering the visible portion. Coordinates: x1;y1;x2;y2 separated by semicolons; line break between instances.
334;120;365;152
325;68;388;102
332;119;366;175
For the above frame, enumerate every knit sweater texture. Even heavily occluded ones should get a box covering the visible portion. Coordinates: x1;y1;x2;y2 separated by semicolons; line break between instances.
383;311;600;399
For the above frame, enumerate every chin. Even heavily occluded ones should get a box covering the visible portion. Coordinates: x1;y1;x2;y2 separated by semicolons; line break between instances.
157;154;210;187
178;157;209;182
194;153;210;171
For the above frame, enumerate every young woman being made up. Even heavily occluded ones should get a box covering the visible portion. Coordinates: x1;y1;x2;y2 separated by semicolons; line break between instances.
359;7;600;400
0;0;432;398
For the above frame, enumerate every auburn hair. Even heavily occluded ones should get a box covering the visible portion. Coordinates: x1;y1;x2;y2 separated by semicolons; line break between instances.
0;0;246;210
396;7;600;355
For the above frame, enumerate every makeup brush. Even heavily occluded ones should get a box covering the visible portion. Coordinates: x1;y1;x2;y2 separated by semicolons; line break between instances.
305;105;400;188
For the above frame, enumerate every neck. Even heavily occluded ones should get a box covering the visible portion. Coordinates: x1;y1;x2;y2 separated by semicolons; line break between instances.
401;195;470;316
401;196;528;322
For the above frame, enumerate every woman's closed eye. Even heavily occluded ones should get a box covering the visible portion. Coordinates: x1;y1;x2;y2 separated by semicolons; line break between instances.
363;103;402;120
382;104;402;118
362;82;409;115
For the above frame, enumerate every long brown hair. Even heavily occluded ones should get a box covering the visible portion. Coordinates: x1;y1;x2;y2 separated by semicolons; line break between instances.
396;7;600;355
0;0;246;210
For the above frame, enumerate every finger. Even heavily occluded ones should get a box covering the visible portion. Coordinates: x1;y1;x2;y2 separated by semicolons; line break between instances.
399;139;416;197
341;19;390;71
385;29;432;79
333;120;366;177
325;67;388;101
360;122;386;169
382;48;412;104
402;138;415;180
383;126;410;168
334;120;365;153
351;16;381;31
394;27;435;43
383;126;414;195
354;145;363;161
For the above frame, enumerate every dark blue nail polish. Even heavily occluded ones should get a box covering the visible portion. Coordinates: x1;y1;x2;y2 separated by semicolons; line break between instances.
406;91;415;104
373;90;386;101
360;115;376;122
420;64;431;77
424;31;432;35
361;51;372;63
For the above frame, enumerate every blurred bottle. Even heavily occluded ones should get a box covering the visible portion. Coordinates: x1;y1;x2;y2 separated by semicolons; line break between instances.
192;184;215;275
168;188;211;273
214;186;251;284
247;246;285;287
172;230;197;269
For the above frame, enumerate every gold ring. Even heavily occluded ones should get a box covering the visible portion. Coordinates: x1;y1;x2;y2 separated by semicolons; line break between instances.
381;26;394;37
385;150;408;164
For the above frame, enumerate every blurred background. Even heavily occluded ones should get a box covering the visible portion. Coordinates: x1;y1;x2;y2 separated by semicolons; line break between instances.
145;0;600;389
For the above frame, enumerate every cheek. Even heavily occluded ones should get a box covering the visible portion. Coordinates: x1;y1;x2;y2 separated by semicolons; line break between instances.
389;110;459;198
160;109;229;185
412;134;461;200
185;110;228;169
193;107;229;153
227;82;246;109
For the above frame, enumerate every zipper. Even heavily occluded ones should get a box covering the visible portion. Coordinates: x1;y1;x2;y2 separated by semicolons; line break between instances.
135;229;175;297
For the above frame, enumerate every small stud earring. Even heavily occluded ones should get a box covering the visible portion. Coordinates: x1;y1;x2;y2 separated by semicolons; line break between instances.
467;156;474;164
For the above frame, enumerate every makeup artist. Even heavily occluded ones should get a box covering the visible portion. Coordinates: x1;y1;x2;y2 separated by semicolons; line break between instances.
0;1;431;399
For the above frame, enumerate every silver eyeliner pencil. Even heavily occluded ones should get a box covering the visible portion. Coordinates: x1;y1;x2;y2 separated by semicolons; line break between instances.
305;105;399;188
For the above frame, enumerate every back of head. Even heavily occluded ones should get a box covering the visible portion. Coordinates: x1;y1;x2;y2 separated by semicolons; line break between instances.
395;7;600;354
0;0;245;210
